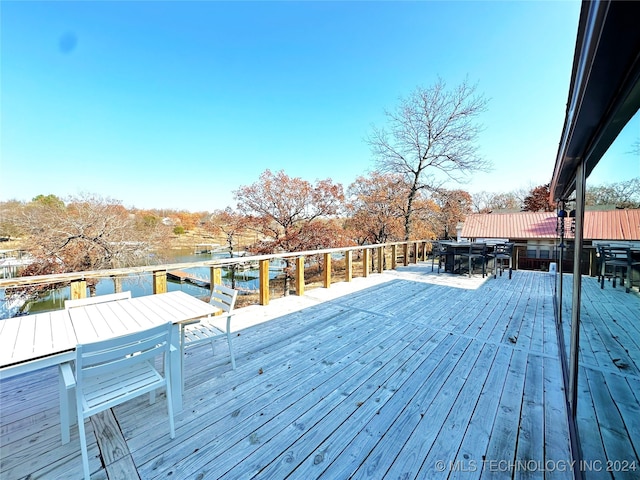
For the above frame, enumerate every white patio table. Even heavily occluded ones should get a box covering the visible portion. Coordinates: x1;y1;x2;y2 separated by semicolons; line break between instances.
0;290;217;413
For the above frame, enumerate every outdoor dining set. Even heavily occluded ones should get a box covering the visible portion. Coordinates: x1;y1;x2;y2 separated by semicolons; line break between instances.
0;286;238;480
595;243;640;293
429;240;515;279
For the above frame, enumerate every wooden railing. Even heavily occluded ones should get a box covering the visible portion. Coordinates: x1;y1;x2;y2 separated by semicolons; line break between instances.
0;240;432;307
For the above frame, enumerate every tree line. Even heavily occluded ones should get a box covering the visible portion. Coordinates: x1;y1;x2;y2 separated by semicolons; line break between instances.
1;78;637;289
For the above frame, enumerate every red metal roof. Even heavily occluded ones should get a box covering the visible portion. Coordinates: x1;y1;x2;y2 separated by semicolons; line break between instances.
461;209;640;241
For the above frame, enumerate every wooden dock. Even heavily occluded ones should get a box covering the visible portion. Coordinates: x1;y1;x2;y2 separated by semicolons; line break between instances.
1;267;638;479
167;270;211;289
194;243;224;254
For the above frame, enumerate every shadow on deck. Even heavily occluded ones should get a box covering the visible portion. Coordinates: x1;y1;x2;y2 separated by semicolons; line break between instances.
1;266;638;479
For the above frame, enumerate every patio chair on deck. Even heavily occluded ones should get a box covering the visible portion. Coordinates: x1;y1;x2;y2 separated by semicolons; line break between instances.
458;243;487;278
487;242;515;279
180;284;238;392
431;241;449;273
59;322;175;480
599;246;640;293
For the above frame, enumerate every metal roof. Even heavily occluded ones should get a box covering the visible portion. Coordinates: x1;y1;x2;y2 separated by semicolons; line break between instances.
550;1;640;201
461;209;640;241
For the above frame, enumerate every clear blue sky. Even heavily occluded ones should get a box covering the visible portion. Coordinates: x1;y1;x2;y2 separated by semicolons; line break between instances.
1;1;637;212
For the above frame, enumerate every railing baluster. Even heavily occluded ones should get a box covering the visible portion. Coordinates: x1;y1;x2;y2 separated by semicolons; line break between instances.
70;280;87;300
295;256;305;296
323;253;331;288
153;270;167;294
362;249;370;277
259;259;270;305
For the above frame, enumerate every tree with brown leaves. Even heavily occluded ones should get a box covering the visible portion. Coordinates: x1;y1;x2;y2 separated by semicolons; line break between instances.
523;184;554;212
234;170;344;295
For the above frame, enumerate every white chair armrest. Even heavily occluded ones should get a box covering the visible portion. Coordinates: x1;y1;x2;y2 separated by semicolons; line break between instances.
60;362;76;389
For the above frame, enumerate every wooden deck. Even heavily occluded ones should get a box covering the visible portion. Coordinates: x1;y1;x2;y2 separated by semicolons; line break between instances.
1;266;638;479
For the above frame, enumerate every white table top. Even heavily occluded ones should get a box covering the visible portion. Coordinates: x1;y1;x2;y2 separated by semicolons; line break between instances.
0;291;216;378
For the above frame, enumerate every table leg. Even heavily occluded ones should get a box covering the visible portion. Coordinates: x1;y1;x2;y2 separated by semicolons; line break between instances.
170;325;183;413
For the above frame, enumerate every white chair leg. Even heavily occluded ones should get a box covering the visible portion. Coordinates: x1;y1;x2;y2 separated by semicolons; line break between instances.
227;331;236;370
180;327;185;395
164;355;176;439
78;416;90;480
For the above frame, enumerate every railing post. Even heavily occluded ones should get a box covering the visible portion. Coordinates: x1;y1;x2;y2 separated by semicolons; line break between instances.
210;267;222;291
345;250;353;282
295;256;305;295
70;280;87;300
153;270;167;294
362;249;370;277
403;243;409;266
112;276;122;293
259;259;270;305
323;253;332;288
413;242;419;264
391;244;397;269
377;246;384;272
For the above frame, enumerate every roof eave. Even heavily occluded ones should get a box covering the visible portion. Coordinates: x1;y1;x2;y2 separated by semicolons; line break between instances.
550;0;640;203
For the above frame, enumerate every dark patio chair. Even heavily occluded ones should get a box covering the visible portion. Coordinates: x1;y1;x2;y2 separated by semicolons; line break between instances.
487;242;514;279
458;243;487;278
596;244;611;284
431;241;449;273
599;246;640;293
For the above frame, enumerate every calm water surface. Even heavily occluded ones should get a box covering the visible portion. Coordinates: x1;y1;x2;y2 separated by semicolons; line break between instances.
0;249;284;319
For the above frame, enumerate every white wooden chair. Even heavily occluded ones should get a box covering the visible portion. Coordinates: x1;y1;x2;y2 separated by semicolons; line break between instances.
180;284;238;391
59;291;134;444
64;291;131;309
59;322;175;480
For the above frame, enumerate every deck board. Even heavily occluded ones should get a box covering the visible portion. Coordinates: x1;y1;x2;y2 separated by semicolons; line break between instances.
1;267;639;479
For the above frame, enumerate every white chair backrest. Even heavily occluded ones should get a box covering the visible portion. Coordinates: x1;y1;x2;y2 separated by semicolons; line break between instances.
210;284;238;314
75;322;172;390
64;291;132;310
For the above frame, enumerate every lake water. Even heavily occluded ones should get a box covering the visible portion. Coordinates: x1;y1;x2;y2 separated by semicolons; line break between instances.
0;248;285;319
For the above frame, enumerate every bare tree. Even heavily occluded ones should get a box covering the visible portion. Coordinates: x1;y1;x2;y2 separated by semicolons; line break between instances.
586;177;640;208
14;193;168;295
472;191;522;213
208;208;250;289
367;77;490;240
0;200;26;240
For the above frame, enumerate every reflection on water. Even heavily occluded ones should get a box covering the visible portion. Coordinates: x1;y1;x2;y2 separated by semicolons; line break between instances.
0;248;286;319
